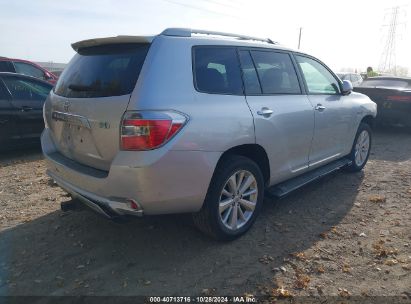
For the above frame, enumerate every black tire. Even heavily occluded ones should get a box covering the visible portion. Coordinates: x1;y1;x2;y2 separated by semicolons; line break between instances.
192;155;264;241
346;122;372;172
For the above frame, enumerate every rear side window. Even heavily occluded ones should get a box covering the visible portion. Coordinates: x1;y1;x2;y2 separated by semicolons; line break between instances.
250;51;301;94
14;62;45;79
54;43;150;98
193;47;243;95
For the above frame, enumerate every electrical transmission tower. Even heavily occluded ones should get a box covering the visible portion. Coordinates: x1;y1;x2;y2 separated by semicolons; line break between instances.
378;6;406;75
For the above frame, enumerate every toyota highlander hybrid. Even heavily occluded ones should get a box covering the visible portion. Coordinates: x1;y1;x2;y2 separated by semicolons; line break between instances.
41;28;377;240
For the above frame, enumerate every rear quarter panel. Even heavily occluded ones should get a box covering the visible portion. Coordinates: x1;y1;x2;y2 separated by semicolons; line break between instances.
128;36;255;152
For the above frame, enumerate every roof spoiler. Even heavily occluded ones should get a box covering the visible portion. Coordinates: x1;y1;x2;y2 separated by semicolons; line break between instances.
71;35;154;52
71;28;277;52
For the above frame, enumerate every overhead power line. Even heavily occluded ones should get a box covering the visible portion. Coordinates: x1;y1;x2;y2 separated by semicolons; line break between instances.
161;0;240;18
198;0;238;9
378;5;407;74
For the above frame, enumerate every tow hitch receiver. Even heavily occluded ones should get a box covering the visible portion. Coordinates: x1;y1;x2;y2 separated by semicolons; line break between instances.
60;199;83;212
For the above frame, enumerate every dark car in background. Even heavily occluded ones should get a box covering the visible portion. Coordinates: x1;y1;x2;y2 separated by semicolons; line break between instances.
0;57;58;85
0;72;53;149
354;76;411;128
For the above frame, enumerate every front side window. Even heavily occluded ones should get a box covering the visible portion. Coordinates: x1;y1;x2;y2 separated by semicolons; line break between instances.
14;62;45;79
193;47;243;95
295;55;340;94
3;76;52;101
250;51;301;95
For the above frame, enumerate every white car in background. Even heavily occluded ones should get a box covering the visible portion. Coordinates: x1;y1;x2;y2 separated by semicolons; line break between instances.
337;72;363;87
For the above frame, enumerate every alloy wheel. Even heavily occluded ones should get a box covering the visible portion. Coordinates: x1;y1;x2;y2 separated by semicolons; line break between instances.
354;130;370;167
218;170;258;231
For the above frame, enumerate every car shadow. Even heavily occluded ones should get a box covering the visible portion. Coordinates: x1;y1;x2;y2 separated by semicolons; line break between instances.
0;169;363;296
0;144;43;167
370;126;411;162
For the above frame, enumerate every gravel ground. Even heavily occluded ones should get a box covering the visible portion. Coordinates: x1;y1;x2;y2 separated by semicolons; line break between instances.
0;128;410;300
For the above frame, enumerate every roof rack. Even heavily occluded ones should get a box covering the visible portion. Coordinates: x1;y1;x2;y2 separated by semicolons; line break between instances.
161;28;277;44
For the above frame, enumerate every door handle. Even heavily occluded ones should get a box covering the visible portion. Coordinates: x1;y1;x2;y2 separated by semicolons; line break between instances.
21;106;33;112
257;107;274;117
315;104;326;112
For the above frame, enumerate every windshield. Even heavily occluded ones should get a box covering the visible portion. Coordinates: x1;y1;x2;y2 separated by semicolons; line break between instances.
54;43;150;98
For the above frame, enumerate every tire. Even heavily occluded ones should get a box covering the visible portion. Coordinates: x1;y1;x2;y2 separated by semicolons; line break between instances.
346;122;372;172
192;155;264;241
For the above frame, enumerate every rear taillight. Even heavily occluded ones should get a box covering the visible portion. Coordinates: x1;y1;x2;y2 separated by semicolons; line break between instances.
120;111;187;151
387;95;411;102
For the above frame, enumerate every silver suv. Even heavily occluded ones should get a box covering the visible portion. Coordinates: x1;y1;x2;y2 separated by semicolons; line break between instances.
41;28;377;240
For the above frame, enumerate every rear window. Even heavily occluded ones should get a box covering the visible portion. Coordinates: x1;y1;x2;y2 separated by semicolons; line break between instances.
193;47;243;95
360;79;409;88
54;43;150;98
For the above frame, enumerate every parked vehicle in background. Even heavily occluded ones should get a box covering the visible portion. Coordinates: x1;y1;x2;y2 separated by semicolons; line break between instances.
0;72;53;149
336;72;363;87
41;28;377;240
51;70;64;77
354;76;411;128
0;57;58;85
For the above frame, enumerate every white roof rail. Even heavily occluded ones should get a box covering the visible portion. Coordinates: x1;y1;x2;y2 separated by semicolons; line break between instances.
161;28;277;44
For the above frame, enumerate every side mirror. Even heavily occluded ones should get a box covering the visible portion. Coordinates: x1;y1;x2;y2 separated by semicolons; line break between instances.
342;80;353;95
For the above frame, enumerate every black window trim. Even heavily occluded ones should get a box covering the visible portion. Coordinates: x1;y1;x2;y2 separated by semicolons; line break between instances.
292;52;343;96
191;45;245;96
237;47;305;96
238;49;263;95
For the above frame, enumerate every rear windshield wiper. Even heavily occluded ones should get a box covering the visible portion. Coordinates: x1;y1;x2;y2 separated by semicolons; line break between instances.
68;84;98;91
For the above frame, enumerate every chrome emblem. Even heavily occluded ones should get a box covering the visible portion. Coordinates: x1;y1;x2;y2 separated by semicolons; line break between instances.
52;111;91;129
63;101;71;112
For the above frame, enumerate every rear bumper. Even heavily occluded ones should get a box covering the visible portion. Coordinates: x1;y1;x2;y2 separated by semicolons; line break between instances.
376;107;411;126
41;129;220;216
49;171;143;218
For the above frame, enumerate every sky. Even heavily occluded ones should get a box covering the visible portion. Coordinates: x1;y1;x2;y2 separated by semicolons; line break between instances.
0;0;410;75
